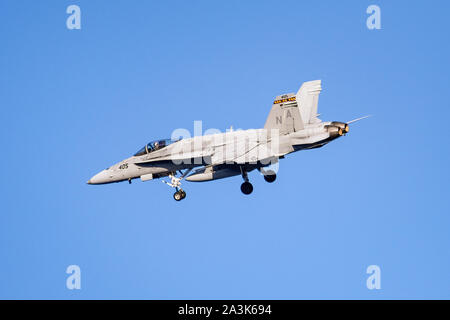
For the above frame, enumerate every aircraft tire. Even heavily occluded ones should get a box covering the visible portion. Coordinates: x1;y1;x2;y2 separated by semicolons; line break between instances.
263;174;276;183
180;190;186;199
173;191;183;201
241;182;253;195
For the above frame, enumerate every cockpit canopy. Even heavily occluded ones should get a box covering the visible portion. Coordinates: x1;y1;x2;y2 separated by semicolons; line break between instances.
134;138;178;156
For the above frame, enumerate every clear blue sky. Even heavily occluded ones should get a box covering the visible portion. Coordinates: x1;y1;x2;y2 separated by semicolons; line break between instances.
1;0;449;299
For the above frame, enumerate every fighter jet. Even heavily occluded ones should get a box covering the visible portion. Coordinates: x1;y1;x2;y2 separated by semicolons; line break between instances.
87;80;369;201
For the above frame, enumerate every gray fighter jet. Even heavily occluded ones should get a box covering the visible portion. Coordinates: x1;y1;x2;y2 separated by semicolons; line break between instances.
88;80;369;201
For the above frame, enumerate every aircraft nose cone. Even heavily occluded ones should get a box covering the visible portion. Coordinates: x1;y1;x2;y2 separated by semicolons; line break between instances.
87;170;110;185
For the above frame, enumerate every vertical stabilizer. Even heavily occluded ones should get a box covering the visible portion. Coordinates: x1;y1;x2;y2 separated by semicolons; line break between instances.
296;80;322;124
264;93;304;134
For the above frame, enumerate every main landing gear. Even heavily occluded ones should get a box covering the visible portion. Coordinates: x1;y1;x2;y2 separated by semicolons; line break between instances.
259;167;277;183
241;181;253;195
239;167;278;195
240;167;253;195
162;169;192;201
263;171;277;183
264;175;276;183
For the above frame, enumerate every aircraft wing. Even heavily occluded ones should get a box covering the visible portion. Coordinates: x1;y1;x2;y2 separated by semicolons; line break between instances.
210;140;277;165
134;149;213;166
134;135;277;167
136;139;212;166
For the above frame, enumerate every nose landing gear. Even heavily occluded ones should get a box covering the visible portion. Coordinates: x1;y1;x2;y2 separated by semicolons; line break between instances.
173;189;186;201
162;169;192;201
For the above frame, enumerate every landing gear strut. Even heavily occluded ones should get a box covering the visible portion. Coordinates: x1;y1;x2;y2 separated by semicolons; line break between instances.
240;167;253;195
162;169;192;201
